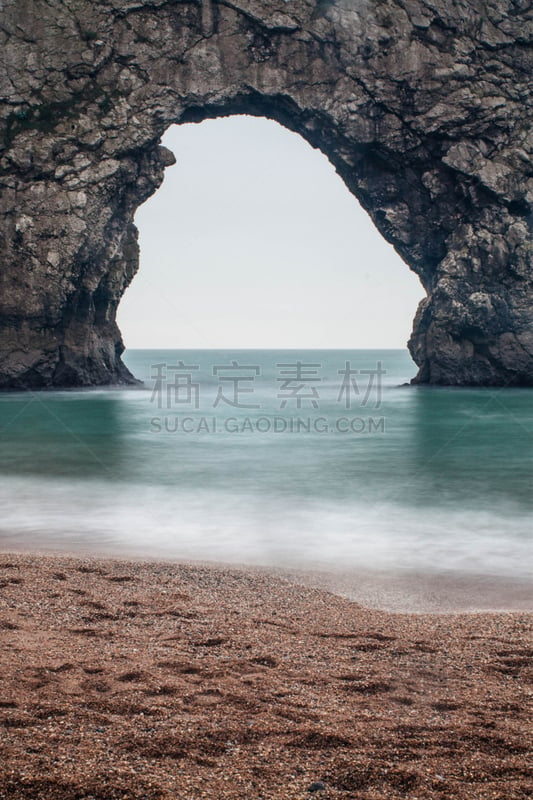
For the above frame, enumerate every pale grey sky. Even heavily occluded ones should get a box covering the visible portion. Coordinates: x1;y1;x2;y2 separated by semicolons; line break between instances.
117;116;425;349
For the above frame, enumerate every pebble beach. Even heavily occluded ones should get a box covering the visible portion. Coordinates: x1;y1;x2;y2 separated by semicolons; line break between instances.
0;554;531;799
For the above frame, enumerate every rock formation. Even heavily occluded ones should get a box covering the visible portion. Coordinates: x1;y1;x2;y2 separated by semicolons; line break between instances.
0;0;532;387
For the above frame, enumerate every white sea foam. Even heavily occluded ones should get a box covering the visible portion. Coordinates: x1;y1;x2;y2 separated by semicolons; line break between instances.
1;475;531;581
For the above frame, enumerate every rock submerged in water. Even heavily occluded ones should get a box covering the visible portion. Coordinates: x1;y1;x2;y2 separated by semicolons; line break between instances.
0;0;531;388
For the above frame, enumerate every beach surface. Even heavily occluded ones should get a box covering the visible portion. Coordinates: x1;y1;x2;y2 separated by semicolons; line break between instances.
0;554;531;799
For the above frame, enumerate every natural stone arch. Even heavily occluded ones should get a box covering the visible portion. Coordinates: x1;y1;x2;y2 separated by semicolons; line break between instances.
0;0;531;388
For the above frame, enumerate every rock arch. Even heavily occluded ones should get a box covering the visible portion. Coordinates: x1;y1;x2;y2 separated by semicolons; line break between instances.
0;0;531;387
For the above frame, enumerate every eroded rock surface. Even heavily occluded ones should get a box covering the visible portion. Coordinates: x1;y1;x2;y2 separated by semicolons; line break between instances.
0;0;532;387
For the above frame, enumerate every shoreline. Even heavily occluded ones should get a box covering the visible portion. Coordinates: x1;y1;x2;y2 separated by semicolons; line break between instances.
0;552;531;799
1;545;532;615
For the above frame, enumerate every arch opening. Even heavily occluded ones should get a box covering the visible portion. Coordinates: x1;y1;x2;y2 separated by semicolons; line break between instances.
118;115;425;354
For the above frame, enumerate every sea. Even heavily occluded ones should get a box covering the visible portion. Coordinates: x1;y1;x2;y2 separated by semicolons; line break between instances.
0;349;532;611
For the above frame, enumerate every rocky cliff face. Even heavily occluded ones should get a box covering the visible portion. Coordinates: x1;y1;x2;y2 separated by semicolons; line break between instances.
0;0;532;387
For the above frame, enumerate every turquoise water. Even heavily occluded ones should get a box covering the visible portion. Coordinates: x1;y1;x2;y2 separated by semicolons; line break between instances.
0;349;532;595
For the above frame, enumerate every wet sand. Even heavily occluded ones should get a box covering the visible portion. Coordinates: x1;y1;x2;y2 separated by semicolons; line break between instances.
282;566;533;614
0;553;531;799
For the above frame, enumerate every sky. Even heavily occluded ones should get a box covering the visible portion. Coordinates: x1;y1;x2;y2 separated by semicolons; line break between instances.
117;115;425;350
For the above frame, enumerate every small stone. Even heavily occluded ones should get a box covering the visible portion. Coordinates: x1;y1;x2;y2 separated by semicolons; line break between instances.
46;251;60;268
307;782;325;793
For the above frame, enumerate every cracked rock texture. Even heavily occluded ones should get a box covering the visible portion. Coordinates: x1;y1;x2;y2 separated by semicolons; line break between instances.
0;0;532;387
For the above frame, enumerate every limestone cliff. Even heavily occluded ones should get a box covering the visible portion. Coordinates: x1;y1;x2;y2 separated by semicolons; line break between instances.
0;0;532;387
